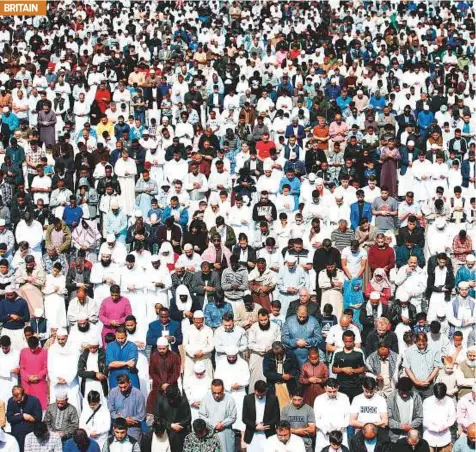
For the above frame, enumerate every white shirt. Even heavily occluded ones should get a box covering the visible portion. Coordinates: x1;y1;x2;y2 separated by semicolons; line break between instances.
0;433;20;452
265;434;306;452
326;324;362;347
422;396;456;447
350;393;387;425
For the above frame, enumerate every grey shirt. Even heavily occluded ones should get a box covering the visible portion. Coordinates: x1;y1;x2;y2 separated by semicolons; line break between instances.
372;196;398;231
280;403;316;452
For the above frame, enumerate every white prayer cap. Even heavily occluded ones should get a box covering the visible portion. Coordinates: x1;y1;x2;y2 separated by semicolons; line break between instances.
0;219;5;226
55;387;68;400
435;217;446;229
193;361;206;373
316;177;324;186
56;328;68;337
88;338;100;346
263;162;273;171
357;90;363;95
156;337;169;347
399;291;410;302
436;307;446;318
183;243;193;251
193;310;204;319
106;234;116;242
4;285;16;294
34;308;44;317
370;291;381;299
110;199;120;209
225;345;239;356
459;281;470;290
77;313;88;321
466;254;476;263
142;129;150;135
134;210;143;218
151;254;160;262
286;254;297;264
423;104;430;111
407;140;415;146
2;107;9;113
308;173;317;182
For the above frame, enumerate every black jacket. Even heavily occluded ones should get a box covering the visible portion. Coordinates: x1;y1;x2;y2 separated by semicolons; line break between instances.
350;429;392;452
286;300;320;319
390;303;417;329
359;302;390;343
7;394;42;441
364;330;399;357
396;226;425;248
426;265;455;301
263;350;300;395
232;244;257;272
78;348;109;396
313;247;342;276
393;438;430;452
242;393;280;444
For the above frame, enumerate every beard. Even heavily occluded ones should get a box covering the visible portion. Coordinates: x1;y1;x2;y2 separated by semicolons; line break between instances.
126;327;137;335
259;321;271;331
78;324;90;333
297;317;308;325
467;360;476;368
101;259;111;267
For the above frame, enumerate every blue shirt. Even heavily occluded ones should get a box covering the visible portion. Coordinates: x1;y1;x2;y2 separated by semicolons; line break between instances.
64;438;101;452
204;302;233;329
106;340;140;389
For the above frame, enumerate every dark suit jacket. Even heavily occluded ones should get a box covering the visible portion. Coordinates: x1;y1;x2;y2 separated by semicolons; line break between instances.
156;225;182;253
78;348;109;396
286;300;320;319
242;393;280;444
232;244;257;271
426;266;455;301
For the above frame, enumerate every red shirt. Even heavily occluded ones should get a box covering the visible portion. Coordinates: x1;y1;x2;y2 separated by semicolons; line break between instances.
256;140;276;160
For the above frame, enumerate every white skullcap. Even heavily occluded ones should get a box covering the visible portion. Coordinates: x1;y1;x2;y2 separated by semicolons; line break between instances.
407;140;415;146
156;337;169;347
370;291;381;299
193;361;206;373
436;308;446;318
142;129;150;134
151;254;160;262
77;313;88;321
435;217;446;229
0;219;5;226
467;254;476;262
308;173;317;181
107;234;116;242
193;310;204;319
134;210;143;218
357;90;363;95
56;328;68;337
4;285;16;293
183;243;193;251
34;308;44;317
2;107;9;113
88;337;100;346
286;255;297;264
459;281;470;289
110;199;120;209
55;387;68;400
399;292;410;302
431;143;439;150
225;345;239;356
315;177;324;185
263;162;273;171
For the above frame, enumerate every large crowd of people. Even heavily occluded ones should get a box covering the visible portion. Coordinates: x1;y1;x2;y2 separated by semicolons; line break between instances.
0;0;474;451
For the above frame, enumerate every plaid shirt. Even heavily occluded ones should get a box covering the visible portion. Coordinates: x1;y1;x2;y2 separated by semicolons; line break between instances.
24;432;62;452
25;147;46;175
453;235;472;263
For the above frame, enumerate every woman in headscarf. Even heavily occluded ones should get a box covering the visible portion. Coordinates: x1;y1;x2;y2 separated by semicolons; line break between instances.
158;241;179;272
365;268;392;305
343;278;364;330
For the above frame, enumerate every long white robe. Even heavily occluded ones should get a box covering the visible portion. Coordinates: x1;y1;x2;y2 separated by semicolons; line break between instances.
120;266;146;322
183;324;214;377
183;373;212;422
145;148;165;186
146;267;172;324
164;159;188;185
313;393;350;452
114;158;137;216
42;274;67;328
431;162;449;194
73;100;90;132
214;356;250;431
79;403;111;450
126;328;150;402
228;205;252;237
48;341;82;414
0;349;20;405
412;159;434;203
90;262;121;305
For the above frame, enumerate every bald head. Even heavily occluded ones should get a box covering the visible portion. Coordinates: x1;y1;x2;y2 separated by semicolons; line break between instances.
296;305;308;323
468;424;476;442
362;424;377;440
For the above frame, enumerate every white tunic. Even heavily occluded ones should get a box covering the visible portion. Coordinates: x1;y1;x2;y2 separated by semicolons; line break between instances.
114;158;138;216
0;349;20;404
120;266;146;322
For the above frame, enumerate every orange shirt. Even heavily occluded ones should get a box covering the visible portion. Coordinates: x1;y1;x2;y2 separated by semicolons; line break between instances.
313;125;329;150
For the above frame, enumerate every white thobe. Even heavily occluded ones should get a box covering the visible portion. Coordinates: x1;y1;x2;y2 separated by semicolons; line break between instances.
145;148;165;186
114;158;137;216
73;100;90;132
79;403;111;450
183;374;212;422
99;242;127;266
0;349;20;404
48;343;82;414
146;267;172;322
90;262;121;304
43;274;67;328
120;266;146;321
412;159;434;203
432;162;449;194
313;393;350;452
126;328;150;402
164;159;188;185
228;205;252;237
183;325;214;377
215;357;250;431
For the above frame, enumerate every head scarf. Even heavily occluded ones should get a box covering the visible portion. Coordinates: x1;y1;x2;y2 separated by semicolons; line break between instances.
370;268;391;292
158;241;175;265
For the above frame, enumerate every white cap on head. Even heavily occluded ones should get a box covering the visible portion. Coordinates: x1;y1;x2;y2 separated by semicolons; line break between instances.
193;361;206;373
151;254;160;262
263;162;273;171
2;107;9;113
193;310;204;319
107;234;116;242
459;281;470;290
431;143;439;150
370;291;381;299
424;104;430;111
56;328;68;337
286;255;297;264
308;173;317;181
156;337;169;347
435;217;446;229
399;292;410;302
4;285;16;294
134;210;143;218
467;254;476;263
143;129;149;135
0;219;5;226
183;243;193;251
357;90;363;95
436;308;446;318
111;199;120;209
225;345;239;356
55;387;68;400
407;140;415;146
77;313;88;321
290;151;297;160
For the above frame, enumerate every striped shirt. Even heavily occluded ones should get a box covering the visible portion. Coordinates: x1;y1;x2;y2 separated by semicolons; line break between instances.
331;228;355;251
403;345;443;381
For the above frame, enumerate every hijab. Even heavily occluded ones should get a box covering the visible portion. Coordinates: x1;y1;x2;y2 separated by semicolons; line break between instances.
370;268;391;292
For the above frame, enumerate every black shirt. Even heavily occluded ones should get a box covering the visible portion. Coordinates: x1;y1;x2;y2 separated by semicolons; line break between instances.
333;349;365;390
